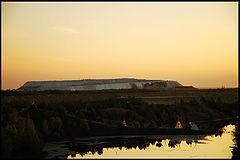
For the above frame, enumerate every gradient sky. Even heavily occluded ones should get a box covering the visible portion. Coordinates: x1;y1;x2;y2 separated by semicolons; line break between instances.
1;2;238;89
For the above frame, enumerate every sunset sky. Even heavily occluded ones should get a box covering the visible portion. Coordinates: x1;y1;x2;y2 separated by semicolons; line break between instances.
1;2;238;89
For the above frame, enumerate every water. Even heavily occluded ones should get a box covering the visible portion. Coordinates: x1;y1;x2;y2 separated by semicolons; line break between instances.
43;125;236;159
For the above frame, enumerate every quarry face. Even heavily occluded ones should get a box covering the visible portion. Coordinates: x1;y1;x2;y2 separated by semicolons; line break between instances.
18;78;184;91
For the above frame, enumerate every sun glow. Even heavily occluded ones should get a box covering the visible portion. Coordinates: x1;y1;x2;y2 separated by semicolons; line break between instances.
1;2;238;89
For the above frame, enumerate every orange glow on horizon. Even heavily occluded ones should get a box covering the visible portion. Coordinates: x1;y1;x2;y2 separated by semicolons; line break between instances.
1;2;238;90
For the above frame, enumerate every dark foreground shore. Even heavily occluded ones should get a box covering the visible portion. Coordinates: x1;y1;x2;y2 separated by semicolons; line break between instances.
88;127;223;137
1;89;238;159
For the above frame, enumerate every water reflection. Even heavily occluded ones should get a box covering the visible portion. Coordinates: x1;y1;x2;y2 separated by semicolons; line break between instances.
43;125;236;159
66;137;210;159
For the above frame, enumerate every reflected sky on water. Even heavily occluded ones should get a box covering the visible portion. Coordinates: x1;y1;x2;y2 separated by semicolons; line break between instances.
67;125;235;159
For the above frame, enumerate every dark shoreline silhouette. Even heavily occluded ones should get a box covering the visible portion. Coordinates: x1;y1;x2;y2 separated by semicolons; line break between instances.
1;89;238;159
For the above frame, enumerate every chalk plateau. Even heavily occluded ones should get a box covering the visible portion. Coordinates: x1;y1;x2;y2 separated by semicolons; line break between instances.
18;78;195;91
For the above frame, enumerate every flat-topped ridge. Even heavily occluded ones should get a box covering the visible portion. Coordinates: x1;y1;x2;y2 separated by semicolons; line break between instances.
18;78;187;91
27;78;144;83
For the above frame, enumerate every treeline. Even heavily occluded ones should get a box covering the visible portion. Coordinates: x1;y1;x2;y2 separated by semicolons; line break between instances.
1;95;238;158
2;88;238;96
1;89;161;96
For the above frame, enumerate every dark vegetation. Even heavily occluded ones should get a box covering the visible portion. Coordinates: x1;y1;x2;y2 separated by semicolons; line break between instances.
232;124;239;159
1;88;238;159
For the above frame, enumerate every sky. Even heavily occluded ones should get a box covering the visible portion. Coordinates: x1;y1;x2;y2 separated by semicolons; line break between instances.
1;2;238;89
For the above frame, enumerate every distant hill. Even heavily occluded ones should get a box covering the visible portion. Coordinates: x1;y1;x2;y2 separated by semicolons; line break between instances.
17;78;194;91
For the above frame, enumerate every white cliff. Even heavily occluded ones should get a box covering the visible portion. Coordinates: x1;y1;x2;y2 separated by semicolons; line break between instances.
18;78;184;91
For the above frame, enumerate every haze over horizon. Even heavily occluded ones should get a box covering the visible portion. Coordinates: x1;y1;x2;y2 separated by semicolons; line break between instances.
1;2;238;90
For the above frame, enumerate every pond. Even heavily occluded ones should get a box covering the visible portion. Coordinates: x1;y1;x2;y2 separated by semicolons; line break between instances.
43;125;236;159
